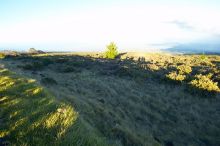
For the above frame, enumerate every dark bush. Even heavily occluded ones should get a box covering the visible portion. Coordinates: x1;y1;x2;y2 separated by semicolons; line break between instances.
61;66;81;73
21;62;44;71
115;67;133;77
41;77;57;85
41;58;53;66
55;58;69;63
68;61;89;68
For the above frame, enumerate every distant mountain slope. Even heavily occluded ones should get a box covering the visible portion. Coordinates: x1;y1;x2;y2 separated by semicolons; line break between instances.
164;38;220;54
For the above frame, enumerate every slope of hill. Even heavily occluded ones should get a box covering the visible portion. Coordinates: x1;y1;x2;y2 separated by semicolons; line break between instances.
164;41;220;54
0;52;220;146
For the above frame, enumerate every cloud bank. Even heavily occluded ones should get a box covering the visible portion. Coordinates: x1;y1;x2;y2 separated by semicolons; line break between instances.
0;3;220;51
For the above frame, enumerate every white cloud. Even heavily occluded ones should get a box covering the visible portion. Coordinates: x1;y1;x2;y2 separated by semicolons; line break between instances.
0;4;220;51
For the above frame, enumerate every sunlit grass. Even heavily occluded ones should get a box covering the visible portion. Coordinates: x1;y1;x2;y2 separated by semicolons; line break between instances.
0;69;75;145
0;68;107;146
0;53;5;59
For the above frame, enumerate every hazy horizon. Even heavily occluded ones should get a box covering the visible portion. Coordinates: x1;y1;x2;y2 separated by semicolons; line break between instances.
0;0;220;52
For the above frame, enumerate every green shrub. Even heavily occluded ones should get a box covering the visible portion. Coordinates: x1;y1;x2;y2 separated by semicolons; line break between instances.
177;65;192;74
191;73;219;92
21;62;44;71
166;71;186;82
0;53;5;58
190;74;220;92
147;64;160;71
200;54;206;60
104;42;118;59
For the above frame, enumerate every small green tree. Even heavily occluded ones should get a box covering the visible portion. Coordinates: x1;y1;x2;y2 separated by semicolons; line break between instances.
104;42;118;59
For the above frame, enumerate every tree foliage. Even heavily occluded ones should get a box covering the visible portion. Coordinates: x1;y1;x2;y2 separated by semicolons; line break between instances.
104;42;118;59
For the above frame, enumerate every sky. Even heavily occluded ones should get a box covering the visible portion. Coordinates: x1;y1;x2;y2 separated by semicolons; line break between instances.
0;0;220;52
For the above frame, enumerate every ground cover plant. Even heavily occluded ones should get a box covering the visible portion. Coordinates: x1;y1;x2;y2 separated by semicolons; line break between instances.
0;52;220;146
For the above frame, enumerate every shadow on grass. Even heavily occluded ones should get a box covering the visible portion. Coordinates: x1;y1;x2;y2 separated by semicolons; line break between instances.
0;69;106;146
1;53;220;146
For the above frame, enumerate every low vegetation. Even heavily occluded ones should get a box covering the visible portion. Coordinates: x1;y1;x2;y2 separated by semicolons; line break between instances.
166;71;186;82
41;77;57;85
190;74;220;93
0;53;5;59
177;65;192;74
0;52;220;146
0;69;107;146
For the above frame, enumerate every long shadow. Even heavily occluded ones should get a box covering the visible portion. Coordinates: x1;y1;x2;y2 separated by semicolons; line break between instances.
0;68;107;146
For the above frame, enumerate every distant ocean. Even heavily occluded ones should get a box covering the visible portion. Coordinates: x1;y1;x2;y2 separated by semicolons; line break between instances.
1;41;220;54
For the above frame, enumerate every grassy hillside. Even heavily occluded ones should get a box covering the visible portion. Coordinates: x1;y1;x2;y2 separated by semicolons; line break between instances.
0;52;220;146
0;69;108;146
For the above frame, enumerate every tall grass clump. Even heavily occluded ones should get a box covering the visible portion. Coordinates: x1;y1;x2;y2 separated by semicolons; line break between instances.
104;42;118;59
